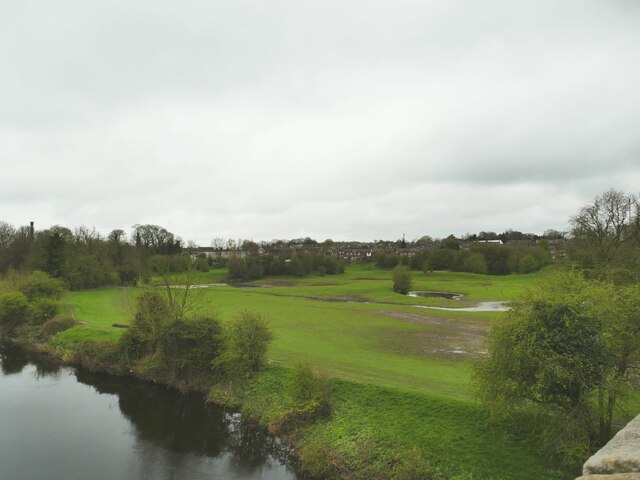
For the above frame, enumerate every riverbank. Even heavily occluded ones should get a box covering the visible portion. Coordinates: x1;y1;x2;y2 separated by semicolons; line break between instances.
11;331;572;480
2;266;576;479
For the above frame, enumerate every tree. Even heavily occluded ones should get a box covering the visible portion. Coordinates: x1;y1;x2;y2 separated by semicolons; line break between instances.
241;240;260;255
475;271;640;464
463;253;487;274
42;227;71;278
392;265;412;294
131;224;182;255
570;189;638;275
596;282;640;443
517;255;538;274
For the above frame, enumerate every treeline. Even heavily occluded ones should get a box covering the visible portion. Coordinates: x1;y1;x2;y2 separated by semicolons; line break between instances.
374;243;550;275
0;222;194;290
226;252;344;282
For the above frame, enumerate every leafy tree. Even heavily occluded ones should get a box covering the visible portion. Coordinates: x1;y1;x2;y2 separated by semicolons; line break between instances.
475;271;640;464
392;265;412;294
596;282;640;443
442;234;460;250
518;255;538;274
427;248;455;271
463;253;487;274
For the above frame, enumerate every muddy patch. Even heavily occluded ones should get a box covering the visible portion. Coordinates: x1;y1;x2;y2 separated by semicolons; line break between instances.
262;292;369;303
373;310;490;360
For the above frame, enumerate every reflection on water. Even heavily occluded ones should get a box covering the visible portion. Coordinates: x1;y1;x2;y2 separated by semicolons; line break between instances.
0;343;298;480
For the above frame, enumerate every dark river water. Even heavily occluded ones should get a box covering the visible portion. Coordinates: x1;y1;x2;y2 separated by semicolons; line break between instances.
0;343;299;480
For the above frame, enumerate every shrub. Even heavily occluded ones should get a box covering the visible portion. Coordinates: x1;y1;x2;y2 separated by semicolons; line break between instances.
0;292;32;334
119;290;170;362
194;257;209;272
227;256;248;280
281;362;332;426
157;316;224;391
17;271;64;301
221;310;273;377
31;297;59;325
392;265;412;294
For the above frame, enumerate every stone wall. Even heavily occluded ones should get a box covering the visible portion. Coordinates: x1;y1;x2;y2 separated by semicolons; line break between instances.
576;414;640;480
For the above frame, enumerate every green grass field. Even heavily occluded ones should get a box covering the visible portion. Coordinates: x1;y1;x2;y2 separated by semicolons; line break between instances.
55;264;576;479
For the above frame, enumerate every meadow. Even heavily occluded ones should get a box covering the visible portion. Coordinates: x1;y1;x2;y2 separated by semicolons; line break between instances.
56;264;571;479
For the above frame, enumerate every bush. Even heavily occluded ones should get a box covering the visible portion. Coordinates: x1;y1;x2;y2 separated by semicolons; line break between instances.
119;290;171;362
157;316;224;391
31;297;59;325
73;340;125;375
227;256;248;280
194;257;209;272
0;292;32;334
392;265;412;294
17;271;64;301
283;362;332;423
221;310;273;377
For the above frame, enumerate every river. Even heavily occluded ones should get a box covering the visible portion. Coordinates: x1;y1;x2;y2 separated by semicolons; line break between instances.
0;343;299;480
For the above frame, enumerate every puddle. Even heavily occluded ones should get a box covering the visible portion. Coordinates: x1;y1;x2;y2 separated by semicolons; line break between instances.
413;301;507;312
407;291;463;300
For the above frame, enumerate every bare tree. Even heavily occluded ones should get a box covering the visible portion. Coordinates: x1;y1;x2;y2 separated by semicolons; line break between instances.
570;189;637;268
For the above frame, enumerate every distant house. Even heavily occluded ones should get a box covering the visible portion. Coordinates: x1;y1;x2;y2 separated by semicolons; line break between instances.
505;239;538;246
395;248;420;257
337;249;373;261
189;248;246;261
475;239;503;245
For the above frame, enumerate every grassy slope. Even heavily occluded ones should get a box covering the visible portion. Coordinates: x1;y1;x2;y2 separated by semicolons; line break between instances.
55;265;575;479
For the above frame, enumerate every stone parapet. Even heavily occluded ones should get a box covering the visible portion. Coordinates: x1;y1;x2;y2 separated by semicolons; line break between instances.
577;414;640;480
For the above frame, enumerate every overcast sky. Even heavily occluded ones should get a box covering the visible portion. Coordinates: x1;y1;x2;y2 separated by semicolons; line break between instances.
1;0;639;244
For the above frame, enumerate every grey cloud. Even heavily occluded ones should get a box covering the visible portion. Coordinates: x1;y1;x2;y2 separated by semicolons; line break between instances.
1;0;639;242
